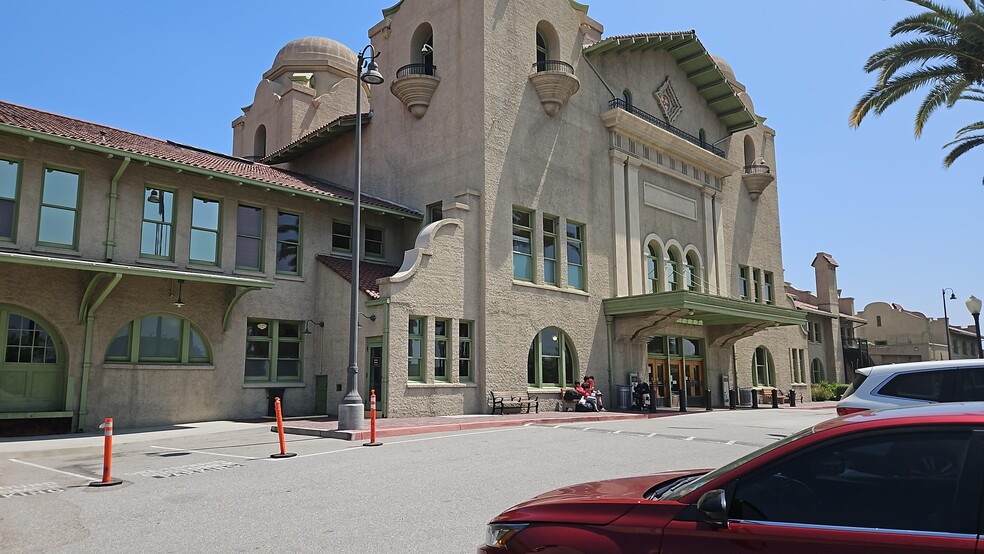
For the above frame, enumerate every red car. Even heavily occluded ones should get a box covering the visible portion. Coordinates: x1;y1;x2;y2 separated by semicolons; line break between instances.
481;403;984;553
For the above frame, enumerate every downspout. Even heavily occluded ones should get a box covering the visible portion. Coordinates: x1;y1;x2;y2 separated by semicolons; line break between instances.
732;343;739;397
382;298;390;417
78;272;123;431
605;315;615;401
105;157;131;261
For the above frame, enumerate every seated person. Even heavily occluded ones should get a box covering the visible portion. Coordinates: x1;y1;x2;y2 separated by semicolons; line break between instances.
584;376;606;411
634;381;651;410
574;380;600;412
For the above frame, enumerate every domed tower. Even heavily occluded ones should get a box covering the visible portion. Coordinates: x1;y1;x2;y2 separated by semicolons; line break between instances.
232;36;366;160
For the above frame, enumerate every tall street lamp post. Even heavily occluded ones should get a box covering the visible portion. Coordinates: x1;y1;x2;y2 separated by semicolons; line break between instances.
967;295;984;360
942;288;956;360
337;45;384;431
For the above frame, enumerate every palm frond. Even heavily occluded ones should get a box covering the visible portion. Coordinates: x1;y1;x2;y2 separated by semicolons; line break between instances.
942;132;984;166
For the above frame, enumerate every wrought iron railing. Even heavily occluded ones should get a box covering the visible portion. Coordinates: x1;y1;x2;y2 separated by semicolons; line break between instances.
842;338;868;350
532;59;575;74
396;63;437;78
608;98;725;157
743;164;771;174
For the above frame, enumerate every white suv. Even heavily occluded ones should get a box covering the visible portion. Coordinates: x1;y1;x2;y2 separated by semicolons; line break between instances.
836;359;984;416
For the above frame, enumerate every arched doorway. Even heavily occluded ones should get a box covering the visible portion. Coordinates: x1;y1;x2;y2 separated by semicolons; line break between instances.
0;307;65;412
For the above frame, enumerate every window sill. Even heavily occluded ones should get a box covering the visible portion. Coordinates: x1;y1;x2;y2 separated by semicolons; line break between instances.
234;268;267;278
274;274;305;282
187;263;224;273
32;245;81;257
242;382;306;389
103;363;215;371
512;280;590;297
136;258;177;268
406;382;477;388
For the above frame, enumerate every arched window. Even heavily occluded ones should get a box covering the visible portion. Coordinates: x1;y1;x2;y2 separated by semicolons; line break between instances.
698;128;707;146
411;23;435;75
645;242;661;293
253;125;266;159
685;252;699;292
536;31;548;66
527;327;577;388
534;21;559;72
666;249;680;291
753;346;775;386
743;135;755;167
811;358;824;383
106;314;211;364
876;315;882;327
622;89;633;110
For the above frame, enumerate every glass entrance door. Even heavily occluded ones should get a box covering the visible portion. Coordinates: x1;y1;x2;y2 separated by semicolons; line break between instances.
685;361;704;406
648;358;668;407
366;341;385;417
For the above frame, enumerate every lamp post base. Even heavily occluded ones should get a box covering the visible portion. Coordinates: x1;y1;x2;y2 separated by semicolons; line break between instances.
337;403;365;431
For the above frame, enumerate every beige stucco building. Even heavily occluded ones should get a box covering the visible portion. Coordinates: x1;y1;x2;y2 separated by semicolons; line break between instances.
857;302;981;365
0;0;820;434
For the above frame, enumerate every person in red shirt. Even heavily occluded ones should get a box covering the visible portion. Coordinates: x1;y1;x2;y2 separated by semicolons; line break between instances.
574;380;600;411
584;376;606;411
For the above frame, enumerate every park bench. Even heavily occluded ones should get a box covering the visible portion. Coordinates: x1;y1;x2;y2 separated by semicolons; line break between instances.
560;388;579;412
760;387;787;407
489;390;539;415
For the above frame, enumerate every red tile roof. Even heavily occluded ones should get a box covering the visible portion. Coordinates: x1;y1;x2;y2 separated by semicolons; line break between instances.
0;100;419;218
317;255;401;299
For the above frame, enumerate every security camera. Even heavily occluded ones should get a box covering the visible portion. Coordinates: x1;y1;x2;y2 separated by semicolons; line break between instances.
421;44;434;55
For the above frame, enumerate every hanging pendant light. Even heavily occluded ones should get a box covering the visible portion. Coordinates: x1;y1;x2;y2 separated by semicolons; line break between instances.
174;279;185;308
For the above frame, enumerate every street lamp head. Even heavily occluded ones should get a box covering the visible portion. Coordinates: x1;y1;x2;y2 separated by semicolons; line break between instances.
950;292;957;300
361;61;385;85
967;295;982;316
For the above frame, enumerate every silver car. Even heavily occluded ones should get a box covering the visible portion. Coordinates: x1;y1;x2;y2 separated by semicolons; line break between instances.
836;359;984;416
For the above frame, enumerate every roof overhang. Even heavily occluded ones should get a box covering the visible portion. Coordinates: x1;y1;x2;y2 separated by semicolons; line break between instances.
262;113;363;165
604;290;805;347
584;32;756;134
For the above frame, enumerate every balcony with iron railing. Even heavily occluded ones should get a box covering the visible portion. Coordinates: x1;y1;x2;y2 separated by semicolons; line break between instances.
608;98;726;158
529;60;579;116
741;158;775;200
390;63;440;119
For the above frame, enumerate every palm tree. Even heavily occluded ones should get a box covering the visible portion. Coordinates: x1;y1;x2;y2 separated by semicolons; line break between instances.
850;0;984;166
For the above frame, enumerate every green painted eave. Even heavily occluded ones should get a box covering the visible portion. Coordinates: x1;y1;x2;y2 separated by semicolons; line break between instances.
569;1;589;14
583;32;757;134
604;290;805;326
382;1;404;17
0;251;274;288
262;113;360;165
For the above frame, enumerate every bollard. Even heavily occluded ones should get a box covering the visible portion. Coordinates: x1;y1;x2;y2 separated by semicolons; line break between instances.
270;398;297;459
363;389;383;447
772;389;779;409
788;388;796;407
704;388;712;411
89;418;123;487
752;391;759;409
729;389;737;410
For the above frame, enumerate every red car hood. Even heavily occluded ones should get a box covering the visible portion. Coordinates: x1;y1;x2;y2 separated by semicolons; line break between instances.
491;469;706;526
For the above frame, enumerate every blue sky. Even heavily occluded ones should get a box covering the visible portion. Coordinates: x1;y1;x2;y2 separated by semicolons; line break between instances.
3;1;981;325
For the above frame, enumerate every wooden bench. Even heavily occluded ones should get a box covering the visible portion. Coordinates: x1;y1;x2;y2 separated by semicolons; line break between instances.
760;387;787;406
560;388;579;412
489;390;539;415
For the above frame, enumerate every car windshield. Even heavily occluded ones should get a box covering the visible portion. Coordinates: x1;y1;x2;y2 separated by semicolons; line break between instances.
660;425;815;501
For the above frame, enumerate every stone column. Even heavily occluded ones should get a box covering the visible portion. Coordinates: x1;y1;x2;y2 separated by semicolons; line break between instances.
610;150;629;297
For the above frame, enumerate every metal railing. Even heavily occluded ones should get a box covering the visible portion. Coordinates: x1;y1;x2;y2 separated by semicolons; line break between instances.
396;63;437;78
608;98;725;157
842;338;868;350
744;164;772;174
532;59;575;74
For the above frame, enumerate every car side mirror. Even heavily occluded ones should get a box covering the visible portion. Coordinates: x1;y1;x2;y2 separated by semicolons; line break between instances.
697;489;729;528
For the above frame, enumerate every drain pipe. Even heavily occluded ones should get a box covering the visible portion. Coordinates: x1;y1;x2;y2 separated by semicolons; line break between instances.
105;157;130;261
605;315;615;401
78;272;123;431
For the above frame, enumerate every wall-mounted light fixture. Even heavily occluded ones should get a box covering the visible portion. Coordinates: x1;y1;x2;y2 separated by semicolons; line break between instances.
303;319;325;336
173;279;185;308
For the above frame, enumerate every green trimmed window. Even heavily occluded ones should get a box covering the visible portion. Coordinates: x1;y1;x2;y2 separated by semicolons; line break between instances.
141;187;175;259
190;196;220;265
752;268;762;302
236;204;263;271
543;216;558;285
459;321;473;381
434;319;449;381
646;243;661;293
764;271;774;304
738;266;749;300
685;252;699;292
105;314;210;364
512;209;533;281
753;346;774;387
38;167;81;248
811;358;824;383
536;31;548;66
365;226;384;258
427;202;443;223
0;158;20;241
408;317;423;381
244;319;302;382
527;327;577;388
332;221;352;254
276;211;301;275
791;348;806;383
566;222;584;290
666;250;679;291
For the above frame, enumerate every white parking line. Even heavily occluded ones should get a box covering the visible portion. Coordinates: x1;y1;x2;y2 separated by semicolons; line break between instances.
684;436;695;441
9;459;92;481
726;440;736;445
285;426;526;460
149;446;260;460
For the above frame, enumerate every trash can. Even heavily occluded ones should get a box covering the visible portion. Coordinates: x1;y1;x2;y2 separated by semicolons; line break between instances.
738;387;753;407
615;385;632;410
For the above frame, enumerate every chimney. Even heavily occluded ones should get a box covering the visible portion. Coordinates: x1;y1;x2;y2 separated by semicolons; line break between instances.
812;252;839;314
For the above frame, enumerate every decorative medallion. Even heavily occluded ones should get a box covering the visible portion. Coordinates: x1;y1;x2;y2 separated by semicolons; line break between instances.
653;77;683;123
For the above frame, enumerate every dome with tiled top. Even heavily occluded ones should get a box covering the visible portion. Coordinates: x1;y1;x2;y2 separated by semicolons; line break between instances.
265;37;357;78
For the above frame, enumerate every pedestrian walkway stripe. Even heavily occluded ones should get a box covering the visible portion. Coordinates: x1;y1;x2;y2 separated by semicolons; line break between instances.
0;482;65;499
528;424;764;447
126;460;242;479
9;459;92;481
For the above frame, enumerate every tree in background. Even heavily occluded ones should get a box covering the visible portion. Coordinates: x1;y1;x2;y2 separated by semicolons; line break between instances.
850;0;984;168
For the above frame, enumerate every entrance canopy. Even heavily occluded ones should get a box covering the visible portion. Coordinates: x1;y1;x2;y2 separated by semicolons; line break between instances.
604;290;805;347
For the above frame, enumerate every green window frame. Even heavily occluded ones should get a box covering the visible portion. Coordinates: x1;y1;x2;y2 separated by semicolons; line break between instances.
105;314;210;364
752;268;762;302
543;215;558;285
365;225;384;259
566;221;584;290
244;319;302;383
666;250;679;291
427;202;443;223
190;196;221;265
527;327;576;388
536;31;549;66
764;271;774;304
0;157;20;242
738;266;749;300
753;346;774;387
811;358;824;383
276;211;301;275
434;318;449;381
38;167;81;248
408;317;423;381
645;243;661;293
236;204;264;271
512;209;533;281
459;320;473;381
685;253;699;292
332;220;352;254
140;187;175;260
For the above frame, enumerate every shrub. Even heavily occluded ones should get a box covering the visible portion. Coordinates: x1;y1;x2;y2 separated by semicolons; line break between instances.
811;381;838;401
